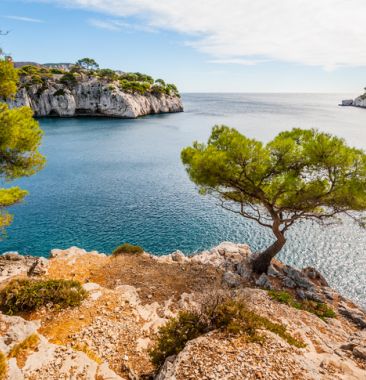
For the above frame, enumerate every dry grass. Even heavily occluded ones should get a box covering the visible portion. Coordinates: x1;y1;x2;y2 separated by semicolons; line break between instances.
73;343;103;364
90;254;223;304
8;334;40;368
0;351;7;380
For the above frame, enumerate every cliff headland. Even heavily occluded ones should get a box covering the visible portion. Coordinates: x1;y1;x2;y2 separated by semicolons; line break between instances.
7;63;183;118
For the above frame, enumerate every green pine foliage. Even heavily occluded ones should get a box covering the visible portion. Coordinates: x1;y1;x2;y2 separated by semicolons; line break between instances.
0;58;45;234
181;126;366;273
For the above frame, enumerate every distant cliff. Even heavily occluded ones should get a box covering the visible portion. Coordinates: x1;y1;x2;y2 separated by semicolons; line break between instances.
7;65;183;118
353;93;366;108
341;88;366;108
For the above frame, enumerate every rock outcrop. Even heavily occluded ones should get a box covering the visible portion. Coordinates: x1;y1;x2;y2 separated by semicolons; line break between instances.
341;89;366;108
353;95;366;108
7;75;183;118
0;243;365;379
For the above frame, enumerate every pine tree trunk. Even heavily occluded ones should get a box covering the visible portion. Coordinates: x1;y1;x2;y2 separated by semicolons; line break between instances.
252;234;286;274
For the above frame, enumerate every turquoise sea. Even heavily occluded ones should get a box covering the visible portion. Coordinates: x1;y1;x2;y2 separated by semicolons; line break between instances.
1;93;366;308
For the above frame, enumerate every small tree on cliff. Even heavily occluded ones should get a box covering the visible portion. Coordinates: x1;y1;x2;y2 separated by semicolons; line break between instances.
181;126;366;274
0;58;45;233
76;58;99;71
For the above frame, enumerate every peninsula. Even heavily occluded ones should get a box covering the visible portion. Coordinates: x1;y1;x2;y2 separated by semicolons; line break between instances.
7;59;183;118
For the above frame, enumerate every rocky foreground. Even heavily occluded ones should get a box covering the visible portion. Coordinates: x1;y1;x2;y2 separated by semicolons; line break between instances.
7;74;183;118
0;243;365;379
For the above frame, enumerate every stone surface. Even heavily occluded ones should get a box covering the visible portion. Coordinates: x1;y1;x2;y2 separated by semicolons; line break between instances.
0;242;365;379
222;271;242;288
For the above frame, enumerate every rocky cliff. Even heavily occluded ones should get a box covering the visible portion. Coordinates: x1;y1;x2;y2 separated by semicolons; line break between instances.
0;243;365;379
7;71;183;118
341;89;366;108
353;94;366;108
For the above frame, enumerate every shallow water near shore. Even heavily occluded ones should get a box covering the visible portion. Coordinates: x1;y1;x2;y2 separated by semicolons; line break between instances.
1;93;366;308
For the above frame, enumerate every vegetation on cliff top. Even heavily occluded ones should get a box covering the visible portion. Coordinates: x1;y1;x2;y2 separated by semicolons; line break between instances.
182;125;366;273
17;58;180;97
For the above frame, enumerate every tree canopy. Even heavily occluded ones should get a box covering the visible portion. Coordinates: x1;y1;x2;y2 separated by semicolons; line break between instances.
0;58;45;234
76;58;99;71
181;125;366;273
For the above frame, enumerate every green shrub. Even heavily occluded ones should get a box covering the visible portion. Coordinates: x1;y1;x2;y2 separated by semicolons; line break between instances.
49;68;64;74
112;243;144;256
301;299;337;319
268;290;336;320
30;74;43;85
149;298;305;369
0;279;87;315
60;72;77;86
119;79;151;95
17;65;40;76
149;311;206;368
119;72;154;83
53;89;65;96
98;68;118;81
0;351;6;380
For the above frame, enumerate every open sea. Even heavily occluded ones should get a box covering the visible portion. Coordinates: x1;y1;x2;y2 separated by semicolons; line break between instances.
1;93;365;308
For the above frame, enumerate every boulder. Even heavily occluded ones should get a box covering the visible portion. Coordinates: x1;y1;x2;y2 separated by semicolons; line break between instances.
302;267;329;287
256;273;274;290
222;271;242;288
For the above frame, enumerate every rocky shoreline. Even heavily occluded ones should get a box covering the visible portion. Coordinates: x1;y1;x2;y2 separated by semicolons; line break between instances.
7;73;183;119
0;243;365;379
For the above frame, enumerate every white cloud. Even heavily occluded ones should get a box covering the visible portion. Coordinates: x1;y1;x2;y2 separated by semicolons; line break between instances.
5;15;44;23
41;0;366;68
208;58;267;66
88;18;156;33
88;19;120;31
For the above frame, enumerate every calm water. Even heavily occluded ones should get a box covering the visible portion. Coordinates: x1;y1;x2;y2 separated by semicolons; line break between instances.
1;93;366;308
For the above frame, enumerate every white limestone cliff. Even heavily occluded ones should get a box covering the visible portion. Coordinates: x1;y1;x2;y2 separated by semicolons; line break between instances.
7;76;183;118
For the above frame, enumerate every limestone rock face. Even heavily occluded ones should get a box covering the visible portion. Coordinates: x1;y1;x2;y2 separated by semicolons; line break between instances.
8;77;183;118
353;95;366;108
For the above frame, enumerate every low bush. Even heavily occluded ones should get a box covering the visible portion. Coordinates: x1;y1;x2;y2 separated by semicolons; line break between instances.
149;311;206;368
0;279;87;315
49;68;64;74
149;295;305;369
53;89;65;96
60;72;77;86
112;243;144;256
268;290;336;320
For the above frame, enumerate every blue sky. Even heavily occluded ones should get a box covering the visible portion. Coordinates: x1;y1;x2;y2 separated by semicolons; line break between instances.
0;0;365;93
